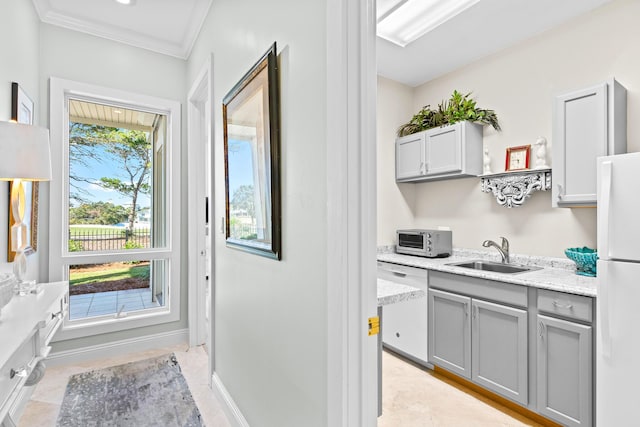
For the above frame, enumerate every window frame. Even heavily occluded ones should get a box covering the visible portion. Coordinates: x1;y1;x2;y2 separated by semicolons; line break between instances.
49;77;181;340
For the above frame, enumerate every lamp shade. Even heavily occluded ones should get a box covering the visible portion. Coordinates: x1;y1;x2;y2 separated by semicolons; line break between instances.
0;121;52;181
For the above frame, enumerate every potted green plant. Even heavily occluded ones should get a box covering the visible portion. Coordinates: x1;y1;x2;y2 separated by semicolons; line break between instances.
397;90;500;137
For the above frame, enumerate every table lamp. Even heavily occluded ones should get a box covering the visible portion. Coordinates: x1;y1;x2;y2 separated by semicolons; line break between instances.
0;121;52;294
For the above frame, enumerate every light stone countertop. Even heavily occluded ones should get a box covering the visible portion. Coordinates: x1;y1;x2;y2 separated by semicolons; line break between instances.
377;278;426;306
377;248;597;298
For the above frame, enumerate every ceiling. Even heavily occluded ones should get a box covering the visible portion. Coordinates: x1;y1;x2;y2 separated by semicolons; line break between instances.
69;99;158;132
32;0;611;86
31;0;213;59
377;0;612;87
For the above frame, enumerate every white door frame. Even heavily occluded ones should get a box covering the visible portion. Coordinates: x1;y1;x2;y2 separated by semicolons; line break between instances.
326;0;378;425
187;54;215;364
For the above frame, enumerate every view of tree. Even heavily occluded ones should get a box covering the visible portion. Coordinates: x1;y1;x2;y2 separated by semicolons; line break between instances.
69;122;116;204
69;123;151;230
231;185;255;218
69;201;130;225
97;129;151;231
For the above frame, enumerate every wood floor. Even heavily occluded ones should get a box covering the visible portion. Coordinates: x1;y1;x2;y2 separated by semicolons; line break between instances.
21;345;540;426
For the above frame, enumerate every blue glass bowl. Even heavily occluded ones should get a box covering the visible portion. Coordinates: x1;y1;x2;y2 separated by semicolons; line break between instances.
564;247;598;277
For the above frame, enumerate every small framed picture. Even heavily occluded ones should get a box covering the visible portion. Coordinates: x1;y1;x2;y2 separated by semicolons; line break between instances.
11;82;34;125
505;145;531;171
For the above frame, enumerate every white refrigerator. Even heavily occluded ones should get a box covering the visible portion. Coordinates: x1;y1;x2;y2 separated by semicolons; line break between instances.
596;152;640;425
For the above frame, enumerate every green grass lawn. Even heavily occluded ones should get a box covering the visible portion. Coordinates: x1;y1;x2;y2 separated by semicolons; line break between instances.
70;263;150;286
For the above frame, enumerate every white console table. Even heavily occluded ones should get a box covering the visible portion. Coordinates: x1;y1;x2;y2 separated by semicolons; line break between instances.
0;282;68;426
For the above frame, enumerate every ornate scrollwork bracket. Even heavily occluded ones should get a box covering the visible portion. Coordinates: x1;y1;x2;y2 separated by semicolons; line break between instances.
481;169;552;208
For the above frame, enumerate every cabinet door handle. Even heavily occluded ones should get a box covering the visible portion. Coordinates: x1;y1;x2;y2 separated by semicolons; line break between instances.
391;271;407;278
464;303;469;317
538;321;546;339
424;162;429;173
552;300;573;309
557;184;564;200
472;305;478;319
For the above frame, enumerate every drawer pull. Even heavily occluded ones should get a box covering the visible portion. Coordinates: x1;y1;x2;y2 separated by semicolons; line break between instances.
10;366;28;379
552;300;573;309
391;271;407;278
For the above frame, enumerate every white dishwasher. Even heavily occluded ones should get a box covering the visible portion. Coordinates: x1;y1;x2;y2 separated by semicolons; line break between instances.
378;261;430;367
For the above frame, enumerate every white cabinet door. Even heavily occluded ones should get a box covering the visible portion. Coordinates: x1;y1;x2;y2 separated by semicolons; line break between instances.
553;79;626;207
382;297;428;364
425;124;461;175
396;132;424;180
428;288;471;379
537;314;592;427
472;299;528;405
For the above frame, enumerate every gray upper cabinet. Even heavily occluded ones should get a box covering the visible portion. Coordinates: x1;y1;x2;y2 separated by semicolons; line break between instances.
428;288;471;379
537;314;593;427
396;132;424;180
552;78;626;207
396;121;483;182
472;299;528;405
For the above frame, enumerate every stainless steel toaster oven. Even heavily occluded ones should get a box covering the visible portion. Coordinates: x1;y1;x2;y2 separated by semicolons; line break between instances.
396;229;452;258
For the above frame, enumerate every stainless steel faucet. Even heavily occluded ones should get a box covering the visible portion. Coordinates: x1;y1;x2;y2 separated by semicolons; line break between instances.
483;237;510;264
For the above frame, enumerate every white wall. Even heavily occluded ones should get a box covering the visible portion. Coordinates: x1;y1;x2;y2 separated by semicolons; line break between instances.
0;2;41;279
37;24;190;351
378;0;640;257
187;1;330;425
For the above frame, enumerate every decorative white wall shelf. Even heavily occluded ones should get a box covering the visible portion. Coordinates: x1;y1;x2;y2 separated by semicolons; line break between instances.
481;169;552;208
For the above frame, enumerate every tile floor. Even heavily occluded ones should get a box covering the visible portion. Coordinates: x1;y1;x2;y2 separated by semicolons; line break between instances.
20;346;540;426
378;350;542;426
69;288;161;319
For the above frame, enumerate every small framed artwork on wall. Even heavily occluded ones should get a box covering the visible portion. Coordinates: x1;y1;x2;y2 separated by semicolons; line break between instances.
11;82;34;124
223;43;281;260
505;145;531;172
7;82;39;261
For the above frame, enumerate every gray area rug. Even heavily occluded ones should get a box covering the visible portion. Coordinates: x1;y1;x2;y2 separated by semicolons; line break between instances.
57;353;204;427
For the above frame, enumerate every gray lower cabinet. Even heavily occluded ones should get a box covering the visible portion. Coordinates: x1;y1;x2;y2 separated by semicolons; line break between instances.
537;314;592;427
428;289;528;404
472;299;528;405
428;289;471;379
428;274;529;405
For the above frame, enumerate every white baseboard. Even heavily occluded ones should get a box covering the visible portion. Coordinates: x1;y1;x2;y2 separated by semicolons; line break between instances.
46;328;189;367
212;373;250;427
7;383;35;427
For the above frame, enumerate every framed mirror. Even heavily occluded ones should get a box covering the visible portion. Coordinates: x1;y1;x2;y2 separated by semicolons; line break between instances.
223;43;281;260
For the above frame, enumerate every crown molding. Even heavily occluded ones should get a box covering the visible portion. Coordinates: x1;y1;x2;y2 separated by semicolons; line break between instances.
31;0;212;60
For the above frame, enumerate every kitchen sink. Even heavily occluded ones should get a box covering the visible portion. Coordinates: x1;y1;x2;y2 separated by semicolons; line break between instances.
447;260;540;274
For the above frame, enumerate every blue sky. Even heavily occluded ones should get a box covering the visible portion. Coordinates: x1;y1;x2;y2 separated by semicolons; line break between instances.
70;140;151;209
227;138;255;197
